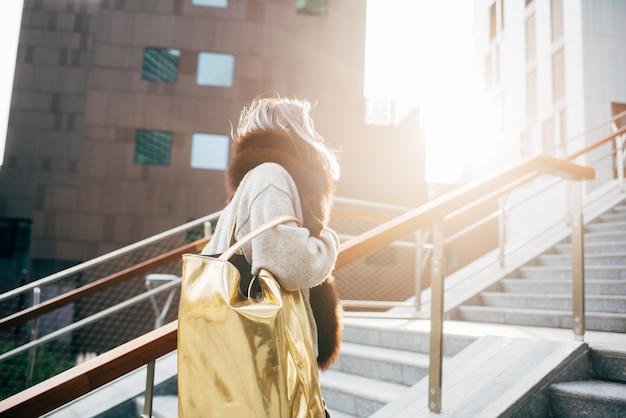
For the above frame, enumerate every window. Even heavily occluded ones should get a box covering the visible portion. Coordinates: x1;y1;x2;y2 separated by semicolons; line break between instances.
489;2;497;40
0;218;31;279
552;48;564;102
557;109;567;152
520;129;532;157
192;0;227;7
542;117;554;154
197;52;235;87
485;52;492;91
134;130;172;166
525;14;535;62
551;0;563;40
526;69;537;120
297;0;328;15
190;133;229;170
0;218;31;259
142;48;180;82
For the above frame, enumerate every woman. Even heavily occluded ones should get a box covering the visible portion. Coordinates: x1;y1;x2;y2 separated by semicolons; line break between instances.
202;96;343;415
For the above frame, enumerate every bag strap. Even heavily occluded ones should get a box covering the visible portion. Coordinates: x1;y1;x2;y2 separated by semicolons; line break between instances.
218;215;301;262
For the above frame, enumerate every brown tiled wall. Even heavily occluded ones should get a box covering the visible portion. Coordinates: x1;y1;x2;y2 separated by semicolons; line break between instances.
0;0;370;274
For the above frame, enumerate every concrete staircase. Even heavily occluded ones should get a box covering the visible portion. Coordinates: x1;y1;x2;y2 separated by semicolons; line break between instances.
47;198;626;417
320;317;478;417
549;347;626;417
450;200;626;333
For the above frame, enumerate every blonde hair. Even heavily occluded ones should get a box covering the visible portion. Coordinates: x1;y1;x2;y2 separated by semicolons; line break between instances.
235;96;340;180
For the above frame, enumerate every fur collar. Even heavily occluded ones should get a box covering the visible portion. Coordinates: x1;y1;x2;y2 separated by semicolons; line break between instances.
224;130;342;370
225;131;334;237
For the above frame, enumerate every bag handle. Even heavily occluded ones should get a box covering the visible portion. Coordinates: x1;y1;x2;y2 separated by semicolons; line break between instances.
218;215;301;262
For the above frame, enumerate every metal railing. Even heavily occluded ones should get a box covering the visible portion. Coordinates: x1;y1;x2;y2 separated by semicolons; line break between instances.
0;114;624;415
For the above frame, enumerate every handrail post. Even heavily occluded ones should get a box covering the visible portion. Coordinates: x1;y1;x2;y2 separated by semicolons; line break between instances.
570;181;585;340
614;129;625;192
141;360;156;418
204;221;213;237
428;219;445;413
497;194;509;268
142;274;179;418
26;287;41;387
414;229;428;311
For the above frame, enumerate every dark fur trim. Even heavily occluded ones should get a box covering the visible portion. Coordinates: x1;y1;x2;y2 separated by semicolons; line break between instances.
226;130;342;369
309;275;343;370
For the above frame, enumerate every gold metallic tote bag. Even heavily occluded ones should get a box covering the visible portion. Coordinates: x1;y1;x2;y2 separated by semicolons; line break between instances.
177;215;326;417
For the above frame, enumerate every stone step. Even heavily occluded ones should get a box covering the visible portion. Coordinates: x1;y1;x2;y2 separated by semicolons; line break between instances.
591;348;626;384
142;395;359;418
585;220;626;232
517;265;626;280
553;240;626;254
340;317;476;357
327;409;358;418
320;369;408;417
136;395;177;418
583;229;626;242
499;278;626;294
534;252;626;266
332;341;430;386
597;211;626;222
549;380;626;418
480;292;626;313
454;306;626;332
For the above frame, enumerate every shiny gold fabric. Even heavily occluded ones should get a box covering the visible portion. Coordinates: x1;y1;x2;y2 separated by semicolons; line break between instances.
178;254;325;417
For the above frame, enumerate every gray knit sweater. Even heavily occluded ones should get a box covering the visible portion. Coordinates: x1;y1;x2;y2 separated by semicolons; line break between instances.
202;162;340;352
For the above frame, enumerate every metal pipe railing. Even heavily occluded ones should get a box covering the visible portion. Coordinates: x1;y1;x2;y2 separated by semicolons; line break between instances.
0;118;620;415
0;211;222;304
0;279;180;363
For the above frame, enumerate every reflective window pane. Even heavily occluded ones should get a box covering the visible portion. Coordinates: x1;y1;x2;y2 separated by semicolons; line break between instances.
297;0;328;15
197;52;235;87
192;0;228;7
190;133;229;170
142;48;180;82
134;130;172;166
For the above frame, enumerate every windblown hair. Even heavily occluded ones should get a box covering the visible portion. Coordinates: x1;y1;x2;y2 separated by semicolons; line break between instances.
234;96;341;180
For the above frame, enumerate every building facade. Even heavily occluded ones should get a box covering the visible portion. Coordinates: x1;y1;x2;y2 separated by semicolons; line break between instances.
475;0;626;178
0;0;427;290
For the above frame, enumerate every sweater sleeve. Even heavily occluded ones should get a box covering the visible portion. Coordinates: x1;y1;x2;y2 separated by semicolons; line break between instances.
239;163;339;291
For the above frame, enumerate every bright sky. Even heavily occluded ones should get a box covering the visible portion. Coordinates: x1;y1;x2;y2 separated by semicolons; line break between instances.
0;0;22;166
365;0;499;184
0;0;493;183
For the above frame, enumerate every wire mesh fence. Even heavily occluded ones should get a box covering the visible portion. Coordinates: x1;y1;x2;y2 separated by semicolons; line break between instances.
0;196;501;400
0;214;211;400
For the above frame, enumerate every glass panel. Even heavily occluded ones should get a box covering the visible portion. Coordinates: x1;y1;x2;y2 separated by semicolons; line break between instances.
190;133;229;170
489;2;497;40
142;48;180;82
521;129;532;157
551;0;563;41
197;52;235;87
552;48;564;102
484;51;492;91
134;130;172;166
296;0;328;15
525;14;535;62
542;116;554;154
192;0;227;7
526;69;537;120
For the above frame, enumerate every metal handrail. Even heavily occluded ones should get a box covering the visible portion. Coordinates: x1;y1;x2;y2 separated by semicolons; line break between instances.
0;211;223;304
0;279;180;363
0;154;597;418
0;236;211;332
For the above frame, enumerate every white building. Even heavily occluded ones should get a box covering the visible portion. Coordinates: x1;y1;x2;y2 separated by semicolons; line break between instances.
474;0;625;189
